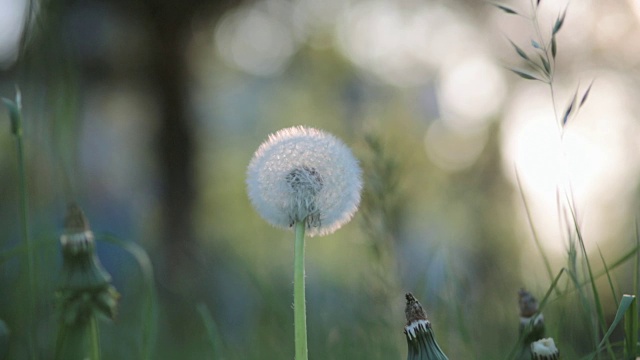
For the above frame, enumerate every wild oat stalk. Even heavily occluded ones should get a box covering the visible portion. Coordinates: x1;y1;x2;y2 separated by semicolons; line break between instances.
494;0;593;134
494;0;611;357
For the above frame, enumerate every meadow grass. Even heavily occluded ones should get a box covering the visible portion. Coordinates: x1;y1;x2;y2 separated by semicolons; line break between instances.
498;0;639;358
0;0;638;359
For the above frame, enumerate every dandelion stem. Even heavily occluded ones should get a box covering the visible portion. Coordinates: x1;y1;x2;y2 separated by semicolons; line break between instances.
294;220;308;360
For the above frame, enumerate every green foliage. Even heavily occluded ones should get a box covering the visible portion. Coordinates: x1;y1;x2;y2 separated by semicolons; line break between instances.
501;1;640;359
197;303;224;360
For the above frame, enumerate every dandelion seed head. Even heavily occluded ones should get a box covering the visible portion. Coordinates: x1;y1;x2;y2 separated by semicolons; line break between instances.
247;126;362;237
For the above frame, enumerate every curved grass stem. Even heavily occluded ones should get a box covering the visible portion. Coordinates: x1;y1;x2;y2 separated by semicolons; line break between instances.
17;130;37;360
294;221;308;360
3;93;37;360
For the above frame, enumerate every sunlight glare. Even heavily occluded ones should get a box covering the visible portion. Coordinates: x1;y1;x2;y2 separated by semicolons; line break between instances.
438;55;507;131
335;2;481;87
425;119;487;172
215;5;296;76
0;0;27;68
502;78;640;254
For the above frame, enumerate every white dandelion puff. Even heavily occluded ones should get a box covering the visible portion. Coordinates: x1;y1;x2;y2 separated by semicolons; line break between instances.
247;126;362;237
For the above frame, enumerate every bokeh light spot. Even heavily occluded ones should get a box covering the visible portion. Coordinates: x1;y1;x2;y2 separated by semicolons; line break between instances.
215;6;296;76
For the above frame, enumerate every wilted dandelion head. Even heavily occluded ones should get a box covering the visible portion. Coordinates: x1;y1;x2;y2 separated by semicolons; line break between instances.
531;338;559;360
247;126;362;237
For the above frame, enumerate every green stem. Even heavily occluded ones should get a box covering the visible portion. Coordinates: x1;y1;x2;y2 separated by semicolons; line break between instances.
54;322;68;360
4;94;37;359
294;221;308;360
16;125;37;303
90;315;101;360
54;319;101;360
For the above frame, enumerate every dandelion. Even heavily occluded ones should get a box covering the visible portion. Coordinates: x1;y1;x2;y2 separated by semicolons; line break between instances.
519;288;545;345
531;338;560;360
404;293;449;360
55;203;119;360
247;126;362;359
246;126;362;237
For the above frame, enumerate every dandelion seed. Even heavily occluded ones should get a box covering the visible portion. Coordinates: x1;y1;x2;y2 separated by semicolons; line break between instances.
247;126;362;236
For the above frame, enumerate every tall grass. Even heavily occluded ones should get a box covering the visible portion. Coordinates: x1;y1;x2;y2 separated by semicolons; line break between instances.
2;91;37;360
1;0;638;359
498;0;640;358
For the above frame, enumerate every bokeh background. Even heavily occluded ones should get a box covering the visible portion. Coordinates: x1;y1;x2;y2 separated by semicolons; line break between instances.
1;0;640;358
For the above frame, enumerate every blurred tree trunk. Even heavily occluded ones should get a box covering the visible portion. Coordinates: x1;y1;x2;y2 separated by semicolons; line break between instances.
17;0;238;347
136;0;237;283
148;8;197;288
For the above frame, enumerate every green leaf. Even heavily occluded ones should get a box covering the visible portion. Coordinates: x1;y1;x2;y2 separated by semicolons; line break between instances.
551;36;557;59
493;3;518;15
596;295;636;351
596;245;619;308
624;295;638;359
197;303;224;360
531;39;541;49
509;39;530;62
510;68;541;81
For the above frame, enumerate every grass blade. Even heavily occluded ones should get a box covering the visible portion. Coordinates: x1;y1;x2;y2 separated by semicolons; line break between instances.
564;194;613;356
515;169;556;286
594;295;635;353
624;295;638;359
197;303;224;360
99;233;156;360
596;245;619;308
3;92;37;360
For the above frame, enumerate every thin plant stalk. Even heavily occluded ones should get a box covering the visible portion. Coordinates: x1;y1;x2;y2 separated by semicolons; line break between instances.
101;233;156;360
54;317;101;360
197;303;223;359
294;220;308;360
2;94;37;359
90;315;101;360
